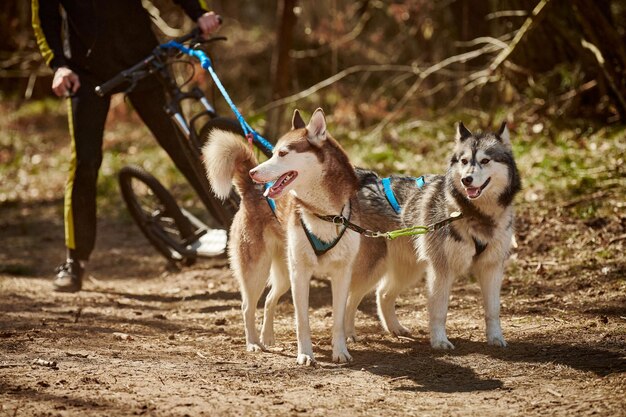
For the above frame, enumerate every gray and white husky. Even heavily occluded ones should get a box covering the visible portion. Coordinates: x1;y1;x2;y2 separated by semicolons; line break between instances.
385;122;521;349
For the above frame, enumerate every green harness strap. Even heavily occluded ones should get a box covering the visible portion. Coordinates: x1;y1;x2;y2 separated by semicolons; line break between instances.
384;225;431;240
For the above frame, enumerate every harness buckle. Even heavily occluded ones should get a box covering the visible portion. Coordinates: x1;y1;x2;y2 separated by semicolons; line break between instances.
364;230;390;239
331;215;345;225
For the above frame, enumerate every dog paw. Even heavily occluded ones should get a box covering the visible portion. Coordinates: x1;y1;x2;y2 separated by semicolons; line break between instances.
332;348;353;364
246;343;265;352
487;335;507;347
261;334;275;347
389;325;412;338
296;353;316;366
345;328;358;343
431;338;455;350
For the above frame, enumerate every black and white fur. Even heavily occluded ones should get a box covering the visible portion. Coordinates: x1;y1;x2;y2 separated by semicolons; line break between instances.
398;122;521;349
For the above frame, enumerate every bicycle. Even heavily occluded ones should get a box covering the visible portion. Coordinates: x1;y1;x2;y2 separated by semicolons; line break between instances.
95;29;272;267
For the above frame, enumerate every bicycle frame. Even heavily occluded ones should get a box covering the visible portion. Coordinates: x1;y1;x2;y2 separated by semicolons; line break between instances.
97;37;238;228
96;31;268;263
160;65;237;227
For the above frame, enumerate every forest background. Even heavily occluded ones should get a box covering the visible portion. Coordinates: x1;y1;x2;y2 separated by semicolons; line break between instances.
0;1;624;416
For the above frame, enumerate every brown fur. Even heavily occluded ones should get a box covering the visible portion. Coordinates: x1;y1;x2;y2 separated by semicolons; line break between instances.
203;131;292;352
203;110;417;363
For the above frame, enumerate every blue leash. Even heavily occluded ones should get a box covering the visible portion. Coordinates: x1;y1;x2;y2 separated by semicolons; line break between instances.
161;40;356;256
160;41;274;155
160;41;438;249
161;41;280;225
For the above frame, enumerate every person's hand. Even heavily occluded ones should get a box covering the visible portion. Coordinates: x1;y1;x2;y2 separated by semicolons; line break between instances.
52;67;81;97
197;11;221;37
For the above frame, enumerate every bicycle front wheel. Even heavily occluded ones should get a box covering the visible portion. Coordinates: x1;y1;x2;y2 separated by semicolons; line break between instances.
118;165;198;265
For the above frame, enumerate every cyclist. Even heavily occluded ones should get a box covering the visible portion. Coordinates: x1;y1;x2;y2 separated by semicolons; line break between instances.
32;0;221;292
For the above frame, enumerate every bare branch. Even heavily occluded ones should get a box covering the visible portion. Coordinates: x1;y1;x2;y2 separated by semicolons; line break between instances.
290;10;372;59
454;35;512;50
485;10;528;21
445;1;554;110
365;43;504;139
488;0;553;73
253;64;421;114
581;39;626;114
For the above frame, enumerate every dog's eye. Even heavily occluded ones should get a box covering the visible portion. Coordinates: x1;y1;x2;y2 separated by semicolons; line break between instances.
461;159;468;165
481;158;490;165
277;149;288;157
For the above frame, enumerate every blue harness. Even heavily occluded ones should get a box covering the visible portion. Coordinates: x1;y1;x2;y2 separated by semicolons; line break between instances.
264;184;350;256
301;204;351;256
381;176;485;254
381;176;426;214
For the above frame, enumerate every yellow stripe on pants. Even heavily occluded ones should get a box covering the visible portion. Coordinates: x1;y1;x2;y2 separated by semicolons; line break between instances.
31;0;55;67
64;98;76;250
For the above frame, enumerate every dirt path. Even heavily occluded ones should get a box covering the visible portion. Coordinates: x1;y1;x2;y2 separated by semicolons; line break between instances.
1;200;625;416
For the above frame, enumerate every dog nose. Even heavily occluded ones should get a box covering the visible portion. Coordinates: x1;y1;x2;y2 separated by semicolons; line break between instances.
249;168;258;179
461;176;473;186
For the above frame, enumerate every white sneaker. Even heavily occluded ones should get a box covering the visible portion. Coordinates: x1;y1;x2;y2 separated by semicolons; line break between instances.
187;229;227;257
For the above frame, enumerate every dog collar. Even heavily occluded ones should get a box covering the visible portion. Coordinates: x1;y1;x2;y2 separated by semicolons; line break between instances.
381;176;426;214
302;202;352;256
263;185;354;255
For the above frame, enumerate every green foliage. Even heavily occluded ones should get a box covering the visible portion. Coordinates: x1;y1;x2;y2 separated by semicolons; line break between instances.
1;94;624;236
10;97;61;119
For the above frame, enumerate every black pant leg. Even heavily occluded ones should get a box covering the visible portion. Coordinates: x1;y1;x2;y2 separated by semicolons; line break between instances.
126;79;210;206
65;79;110;261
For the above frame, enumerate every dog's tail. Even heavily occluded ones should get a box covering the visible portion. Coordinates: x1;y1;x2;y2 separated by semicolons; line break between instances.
202;130;258;199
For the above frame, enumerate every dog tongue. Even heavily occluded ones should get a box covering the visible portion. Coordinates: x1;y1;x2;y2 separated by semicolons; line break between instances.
265;173;289;198
466;187;480;198
267;185;281;198
264;183;281;198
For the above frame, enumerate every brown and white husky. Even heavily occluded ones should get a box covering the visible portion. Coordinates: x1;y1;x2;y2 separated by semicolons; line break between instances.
203;109;418;365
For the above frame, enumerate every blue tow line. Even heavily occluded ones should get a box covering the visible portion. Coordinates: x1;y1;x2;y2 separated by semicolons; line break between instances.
161;41;280;219
160;41;274;155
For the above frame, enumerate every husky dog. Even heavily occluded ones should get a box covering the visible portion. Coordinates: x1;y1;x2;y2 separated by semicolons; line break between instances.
389;122;521;349
203;126;289;354
204;109;415;364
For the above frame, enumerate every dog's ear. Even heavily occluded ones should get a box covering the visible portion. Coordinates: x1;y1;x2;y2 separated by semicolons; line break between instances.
306;108;327;147
292;109;306;130
496;121;511;147
456;122;472;142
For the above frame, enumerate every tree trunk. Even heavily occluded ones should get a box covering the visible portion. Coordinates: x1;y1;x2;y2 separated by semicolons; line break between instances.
572;0;626;120
266;0;297;142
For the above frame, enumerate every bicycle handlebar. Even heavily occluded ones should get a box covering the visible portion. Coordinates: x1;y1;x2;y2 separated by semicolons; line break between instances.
95;55;157;97
95;23;224;97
